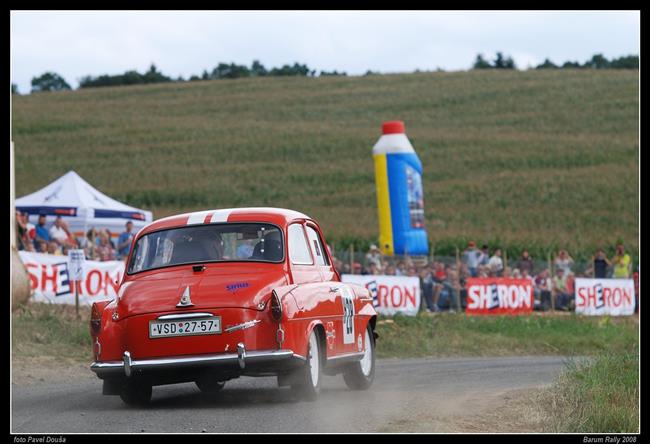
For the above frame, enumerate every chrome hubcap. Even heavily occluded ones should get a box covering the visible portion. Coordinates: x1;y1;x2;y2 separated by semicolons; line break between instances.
360;330;372;376
308;332;319;386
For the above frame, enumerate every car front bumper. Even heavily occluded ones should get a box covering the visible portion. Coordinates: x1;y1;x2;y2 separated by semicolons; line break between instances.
90;344;303;379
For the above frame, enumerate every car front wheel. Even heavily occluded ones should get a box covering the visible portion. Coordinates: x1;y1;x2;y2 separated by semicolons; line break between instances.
291;329;322;401
342;324;375;390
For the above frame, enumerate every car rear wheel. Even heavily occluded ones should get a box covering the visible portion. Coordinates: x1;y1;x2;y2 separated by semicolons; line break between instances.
342;324;375;390
195;379;226;393
119;380;152;406
291;329;322;401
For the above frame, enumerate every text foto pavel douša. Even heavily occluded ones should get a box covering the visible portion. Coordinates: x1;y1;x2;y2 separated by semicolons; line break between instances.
14;437;66;443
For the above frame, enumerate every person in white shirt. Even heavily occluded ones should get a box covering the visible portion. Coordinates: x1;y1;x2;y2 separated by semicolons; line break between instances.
365;244;383;270
488;249;504;277
49;216;69;246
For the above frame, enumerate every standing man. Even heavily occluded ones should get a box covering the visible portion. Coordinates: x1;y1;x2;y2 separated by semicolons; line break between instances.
517;250;534;276
365;244;383;271
488;248;504;277
35;214;50;245
590;249;611;278
612;244;632;279
462;241;481;277
552;268;570;310
49;216;69;247
117;221;135;260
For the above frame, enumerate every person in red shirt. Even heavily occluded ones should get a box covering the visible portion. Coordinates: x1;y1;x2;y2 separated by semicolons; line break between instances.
565;272;576;310
434;262;447;281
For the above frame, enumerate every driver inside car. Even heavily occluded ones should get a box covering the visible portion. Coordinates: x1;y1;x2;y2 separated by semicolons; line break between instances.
170;229;224;264
251;229;283;261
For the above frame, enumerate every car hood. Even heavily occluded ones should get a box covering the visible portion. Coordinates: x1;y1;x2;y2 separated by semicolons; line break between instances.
116;264;288;318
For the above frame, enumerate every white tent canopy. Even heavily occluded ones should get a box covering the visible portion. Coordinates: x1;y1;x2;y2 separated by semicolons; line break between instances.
16;170;153;241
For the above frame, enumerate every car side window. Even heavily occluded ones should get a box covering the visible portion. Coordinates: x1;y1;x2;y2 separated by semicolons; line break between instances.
288;224;313;265
305;226;329;266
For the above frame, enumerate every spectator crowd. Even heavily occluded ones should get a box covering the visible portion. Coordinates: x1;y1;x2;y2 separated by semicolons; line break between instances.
15;210;136;262
14;212;638;313
330;241;638;314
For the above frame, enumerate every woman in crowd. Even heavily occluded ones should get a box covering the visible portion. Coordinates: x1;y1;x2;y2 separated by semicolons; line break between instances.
85;228;99;260
96;231;116;261
554;250;574;274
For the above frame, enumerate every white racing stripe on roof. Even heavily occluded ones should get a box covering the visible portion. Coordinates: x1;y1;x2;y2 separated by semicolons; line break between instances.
186;209;233;225
208;209;232;223
186;210;214;225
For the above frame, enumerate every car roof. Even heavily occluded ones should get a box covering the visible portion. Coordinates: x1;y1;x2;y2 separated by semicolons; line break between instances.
137;207;312;236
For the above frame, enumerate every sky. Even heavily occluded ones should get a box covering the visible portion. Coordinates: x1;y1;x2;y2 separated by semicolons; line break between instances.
10;10;640;93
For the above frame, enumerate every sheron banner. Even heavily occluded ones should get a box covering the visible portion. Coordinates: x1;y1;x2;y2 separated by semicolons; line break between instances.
18;251;122;305
466;278;534;315
341;274;420;316
575;278;635;316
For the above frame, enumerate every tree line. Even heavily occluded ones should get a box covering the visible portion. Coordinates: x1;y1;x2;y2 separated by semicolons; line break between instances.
13;53;639;94
16;60;348;94
473;52;639;70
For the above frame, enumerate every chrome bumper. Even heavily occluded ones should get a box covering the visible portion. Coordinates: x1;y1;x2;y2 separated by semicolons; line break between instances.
90;344;300;378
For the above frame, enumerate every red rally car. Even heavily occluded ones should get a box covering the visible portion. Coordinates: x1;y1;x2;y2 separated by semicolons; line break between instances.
90;207;378;405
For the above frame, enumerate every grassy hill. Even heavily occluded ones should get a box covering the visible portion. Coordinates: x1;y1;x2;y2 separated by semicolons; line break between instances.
12;70;639;260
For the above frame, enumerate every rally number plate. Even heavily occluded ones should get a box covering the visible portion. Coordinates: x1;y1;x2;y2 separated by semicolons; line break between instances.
149;317;221;338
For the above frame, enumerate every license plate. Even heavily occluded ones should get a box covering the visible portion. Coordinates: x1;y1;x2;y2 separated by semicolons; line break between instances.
149;317;221;338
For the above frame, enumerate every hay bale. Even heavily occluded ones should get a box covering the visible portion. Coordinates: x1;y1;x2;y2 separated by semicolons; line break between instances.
12;248;32;310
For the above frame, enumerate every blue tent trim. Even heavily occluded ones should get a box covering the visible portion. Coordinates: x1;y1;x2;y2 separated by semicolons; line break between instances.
93;209;146;220
16;206;78;217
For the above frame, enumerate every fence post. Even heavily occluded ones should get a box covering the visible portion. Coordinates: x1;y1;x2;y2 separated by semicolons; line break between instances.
548;252;555;312
454;246;461;311
592;256;596;278
504;249;508;272
350;244;354;275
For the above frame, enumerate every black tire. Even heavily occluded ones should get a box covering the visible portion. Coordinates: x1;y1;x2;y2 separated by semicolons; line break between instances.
290;329;322;401
342;324;375;390
195;379;226;393
119;381;152;406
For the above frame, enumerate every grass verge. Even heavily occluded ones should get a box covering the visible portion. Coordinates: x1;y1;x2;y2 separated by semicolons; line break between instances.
375;311;638;358
540;352;639;433
11;303;92;362
374;311;639;433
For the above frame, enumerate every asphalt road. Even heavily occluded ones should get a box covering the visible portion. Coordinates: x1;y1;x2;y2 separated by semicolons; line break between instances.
11;356;572;433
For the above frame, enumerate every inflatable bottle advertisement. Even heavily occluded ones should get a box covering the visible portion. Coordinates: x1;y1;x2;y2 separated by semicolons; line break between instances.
373;121;429;256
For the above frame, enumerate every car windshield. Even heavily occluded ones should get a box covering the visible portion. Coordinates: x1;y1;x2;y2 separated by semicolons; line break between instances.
127;223;284;274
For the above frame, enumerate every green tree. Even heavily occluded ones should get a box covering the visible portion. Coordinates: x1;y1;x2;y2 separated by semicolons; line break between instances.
562;61;582;69
211;62;250;79
610;55;639;69
11;83;19;94
472;54;492;69
250;60;267;77
31;72;71;93
142;64;172;83
584;53;610;69
494;52;516;69
536;58;558;69
320;70;347;76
